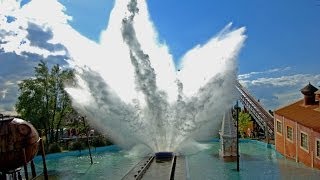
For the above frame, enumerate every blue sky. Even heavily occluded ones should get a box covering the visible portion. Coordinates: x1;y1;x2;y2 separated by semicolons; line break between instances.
60;0;320;74
0;0;320;112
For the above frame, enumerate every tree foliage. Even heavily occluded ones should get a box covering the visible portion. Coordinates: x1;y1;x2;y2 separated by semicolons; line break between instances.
238;111;251;138
16;60;75;144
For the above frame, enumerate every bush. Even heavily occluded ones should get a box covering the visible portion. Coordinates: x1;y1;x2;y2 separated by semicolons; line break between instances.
69;140;85;151
48;143;62;154
91;136;106;147
91;135;113;147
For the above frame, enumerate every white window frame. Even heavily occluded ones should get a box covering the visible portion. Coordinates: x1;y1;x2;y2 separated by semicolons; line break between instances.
300;131;309;152
286;126;293;142
276;119;282;135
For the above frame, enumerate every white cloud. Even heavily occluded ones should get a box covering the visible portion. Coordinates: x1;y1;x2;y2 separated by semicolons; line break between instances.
19;0;72;25
0;0;71;57
0;0;20;14
239;69;320;110
247;74;320;87
4;81;14;86
0;0;77;111
238;67;291;80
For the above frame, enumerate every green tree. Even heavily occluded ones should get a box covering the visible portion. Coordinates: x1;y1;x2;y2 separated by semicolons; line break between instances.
16;60;75;145
238;111;251;138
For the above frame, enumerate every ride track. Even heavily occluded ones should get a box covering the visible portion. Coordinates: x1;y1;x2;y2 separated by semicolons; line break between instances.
235;81;274;138
122;154;187;180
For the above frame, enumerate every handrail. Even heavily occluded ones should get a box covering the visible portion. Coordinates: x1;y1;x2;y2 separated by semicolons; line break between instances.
236;81;273;119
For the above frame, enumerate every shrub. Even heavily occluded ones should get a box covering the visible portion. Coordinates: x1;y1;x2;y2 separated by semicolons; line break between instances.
48;143;62;154
69;140;85;151
91;135;113;147
91;136;107;147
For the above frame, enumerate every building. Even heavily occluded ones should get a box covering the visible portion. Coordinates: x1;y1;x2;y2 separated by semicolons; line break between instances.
274;83;320;169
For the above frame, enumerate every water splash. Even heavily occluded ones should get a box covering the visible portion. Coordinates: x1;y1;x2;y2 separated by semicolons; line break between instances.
66;0;246;153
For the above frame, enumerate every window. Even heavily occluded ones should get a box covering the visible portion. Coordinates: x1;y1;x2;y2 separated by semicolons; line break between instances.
316;139;320;158
276;120;282;134
300;132;308;150
287;126;293;141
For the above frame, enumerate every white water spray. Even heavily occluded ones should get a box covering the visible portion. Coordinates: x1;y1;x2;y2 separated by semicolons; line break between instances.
66;0;246;153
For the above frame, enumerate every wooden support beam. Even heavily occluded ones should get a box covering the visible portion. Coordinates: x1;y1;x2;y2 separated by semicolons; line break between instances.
22;148;29;180
39;139;48;180
30;160;36;178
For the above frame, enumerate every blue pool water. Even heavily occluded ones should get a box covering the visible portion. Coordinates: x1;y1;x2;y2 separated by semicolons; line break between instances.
30;140;320;179
188;140;320;179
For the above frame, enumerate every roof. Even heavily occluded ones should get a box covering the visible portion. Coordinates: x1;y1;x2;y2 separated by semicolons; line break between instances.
300;83;318;95
275;99;320;132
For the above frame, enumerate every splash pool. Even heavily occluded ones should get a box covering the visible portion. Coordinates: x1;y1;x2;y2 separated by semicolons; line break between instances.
30;140;320;180
188;140;320;179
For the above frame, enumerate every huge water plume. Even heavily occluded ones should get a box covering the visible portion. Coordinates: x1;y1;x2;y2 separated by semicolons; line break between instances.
66;0;246;153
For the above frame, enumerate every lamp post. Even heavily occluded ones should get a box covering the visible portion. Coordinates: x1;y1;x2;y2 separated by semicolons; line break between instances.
81;116;93;165
236;101;240;171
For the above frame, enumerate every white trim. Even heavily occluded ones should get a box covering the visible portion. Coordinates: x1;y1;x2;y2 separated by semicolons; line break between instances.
315;138;320;160
311;129;314;168
276;119;283;136
311;151;314;168
300;131;309;153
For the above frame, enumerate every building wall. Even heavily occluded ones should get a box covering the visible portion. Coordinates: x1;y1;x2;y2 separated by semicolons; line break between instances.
297;124;312;167
283;117;296;160
311;130;320;169
275;114;320;170
275;114;285;155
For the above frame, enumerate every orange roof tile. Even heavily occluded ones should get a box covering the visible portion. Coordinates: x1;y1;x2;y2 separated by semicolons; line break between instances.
275;99;320;132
